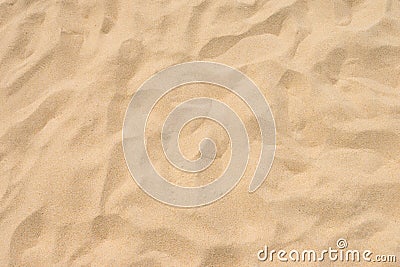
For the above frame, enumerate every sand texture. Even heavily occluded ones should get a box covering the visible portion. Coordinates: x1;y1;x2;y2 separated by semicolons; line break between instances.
1;0;400;266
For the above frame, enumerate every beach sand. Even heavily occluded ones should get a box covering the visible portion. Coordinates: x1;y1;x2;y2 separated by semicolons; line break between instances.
0;0;399;266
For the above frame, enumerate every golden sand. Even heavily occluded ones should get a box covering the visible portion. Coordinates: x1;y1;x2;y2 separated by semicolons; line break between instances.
0;0;399;266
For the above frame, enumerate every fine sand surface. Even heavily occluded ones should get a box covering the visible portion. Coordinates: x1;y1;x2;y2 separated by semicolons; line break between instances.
1;0;400;266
